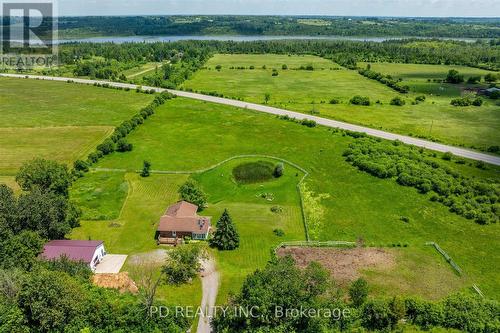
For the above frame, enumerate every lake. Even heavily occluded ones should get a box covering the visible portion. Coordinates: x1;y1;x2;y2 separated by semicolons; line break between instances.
54;35;479;44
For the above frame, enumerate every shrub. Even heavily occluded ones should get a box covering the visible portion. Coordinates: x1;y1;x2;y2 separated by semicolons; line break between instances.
415;95;426;103
484;73;498;83
472;97;483;106
282;64;288;70
301;119;317;127
273;228;285;237
350;95;371;106
270;205;283;213
273;163;284;178
349;278;369;307
73;160;89;172
215;65;222;70
442;152;453;161
446;69;464;84
329;98;340;104
467;76;481;84
390;96;406;106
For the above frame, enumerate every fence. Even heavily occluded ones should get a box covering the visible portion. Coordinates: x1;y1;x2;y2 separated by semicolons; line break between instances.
426;242;462;276
274;240;356;252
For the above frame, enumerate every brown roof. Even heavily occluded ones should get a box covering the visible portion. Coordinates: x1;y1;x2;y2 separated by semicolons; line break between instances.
165;201;198;217
158;201;211;234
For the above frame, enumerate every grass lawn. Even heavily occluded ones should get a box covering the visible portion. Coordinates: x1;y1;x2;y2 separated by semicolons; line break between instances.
70;173;189;254
70;171;129;220
182;54;500;150
0;126;113;175
0;77;153;175
89;97;499;301
192;157;305;302
0;77;153;127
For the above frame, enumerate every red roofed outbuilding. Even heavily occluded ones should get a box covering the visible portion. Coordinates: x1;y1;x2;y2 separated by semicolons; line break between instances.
41;240;106;271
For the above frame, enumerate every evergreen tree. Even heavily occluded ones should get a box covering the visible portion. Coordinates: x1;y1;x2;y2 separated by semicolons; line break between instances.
141;160;151;177
209;210;239;250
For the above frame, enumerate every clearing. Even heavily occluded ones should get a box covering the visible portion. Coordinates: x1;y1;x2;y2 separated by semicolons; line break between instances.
183;54;500;150
81;96;499;300
0;78;153;175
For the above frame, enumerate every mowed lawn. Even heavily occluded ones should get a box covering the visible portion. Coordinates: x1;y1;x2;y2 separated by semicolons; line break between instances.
193;157;305;302
183;54;500;150
0;78;153;175
90;97;500;301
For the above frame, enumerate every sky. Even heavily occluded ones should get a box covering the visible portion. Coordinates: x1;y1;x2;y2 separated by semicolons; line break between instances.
59;0;500;17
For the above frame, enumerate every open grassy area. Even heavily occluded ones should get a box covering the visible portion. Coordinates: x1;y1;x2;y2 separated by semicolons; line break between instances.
70;171;129;220
0;77;153;175
88;96;499;301
182;54;500;150
0;77;153;127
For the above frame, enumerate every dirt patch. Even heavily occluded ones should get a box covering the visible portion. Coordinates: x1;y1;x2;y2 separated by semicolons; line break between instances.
277;246;395;285
92;272;139;294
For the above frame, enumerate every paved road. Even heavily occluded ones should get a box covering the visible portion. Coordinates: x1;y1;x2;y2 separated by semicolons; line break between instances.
197;258;219;333
2;73;499;166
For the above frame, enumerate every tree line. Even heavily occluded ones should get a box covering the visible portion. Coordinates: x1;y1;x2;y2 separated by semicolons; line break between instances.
55;16;500;39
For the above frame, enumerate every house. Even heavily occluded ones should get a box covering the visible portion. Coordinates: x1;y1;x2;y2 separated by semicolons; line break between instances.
41;240;106;271
157;201;211;245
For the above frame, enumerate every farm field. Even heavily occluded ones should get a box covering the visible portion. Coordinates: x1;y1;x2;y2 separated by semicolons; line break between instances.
183;54;500;150
0;78;153;175
86;96;500;301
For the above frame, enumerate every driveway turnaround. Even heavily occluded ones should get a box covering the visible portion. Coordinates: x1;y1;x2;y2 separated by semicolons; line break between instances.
95;254;128;274
2;73;499;166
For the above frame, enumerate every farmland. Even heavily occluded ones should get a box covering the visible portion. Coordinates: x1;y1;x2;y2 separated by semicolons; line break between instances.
78;96;500;300
0;77;152;176
183;54;500;150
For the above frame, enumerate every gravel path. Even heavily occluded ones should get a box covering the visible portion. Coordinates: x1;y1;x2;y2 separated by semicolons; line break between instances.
2;73;499;166
197;258;219;333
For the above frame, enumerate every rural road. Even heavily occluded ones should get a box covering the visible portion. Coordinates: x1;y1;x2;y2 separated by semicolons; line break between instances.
2;73;499;166
197;258;219;333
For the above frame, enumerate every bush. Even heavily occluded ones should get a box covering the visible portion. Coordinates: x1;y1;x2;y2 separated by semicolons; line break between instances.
282;64;288;70
273;228;285;237
350;95;371;106
162;245;203;285
300;119;317;127
270;205;283;213
329;98;340;104
273;163;284;178
415;95;426;103
467;76;481;84
446;69;464;84
472;97;483;106
390;96;406;106
73;160;89;172
349;278;369;307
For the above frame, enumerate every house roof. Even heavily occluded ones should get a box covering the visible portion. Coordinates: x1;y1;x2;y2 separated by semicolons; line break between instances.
158;201;211;234
41;240;103;263
165;201;198;217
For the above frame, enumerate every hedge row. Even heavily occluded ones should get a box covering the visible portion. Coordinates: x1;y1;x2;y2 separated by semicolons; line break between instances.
277;115;317;128
358;68;410;93
343;137;499;225
73;92;175;174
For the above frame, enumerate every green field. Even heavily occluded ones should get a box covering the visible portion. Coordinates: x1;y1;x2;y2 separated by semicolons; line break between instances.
182;54;500;150
0;78;153;175
80;96;499;301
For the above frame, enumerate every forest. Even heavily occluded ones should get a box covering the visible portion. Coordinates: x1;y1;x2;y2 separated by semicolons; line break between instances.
55;16;500;38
